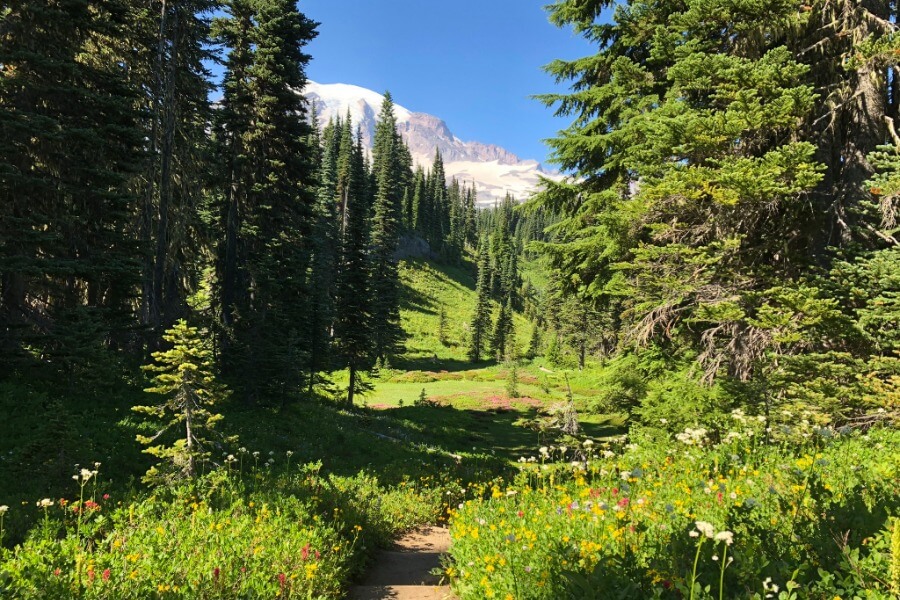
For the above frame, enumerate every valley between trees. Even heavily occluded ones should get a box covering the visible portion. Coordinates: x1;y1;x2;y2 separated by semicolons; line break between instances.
2;0;900;599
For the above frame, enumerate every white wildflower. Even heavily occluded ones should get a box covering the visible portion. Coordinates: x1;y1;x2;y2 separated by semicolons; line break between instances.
714;531;734;545
695;521;715;539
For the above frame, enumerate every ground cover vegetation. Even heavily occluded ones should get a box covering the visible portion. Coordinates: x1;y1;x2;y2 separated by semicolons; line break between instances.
1;0;899;598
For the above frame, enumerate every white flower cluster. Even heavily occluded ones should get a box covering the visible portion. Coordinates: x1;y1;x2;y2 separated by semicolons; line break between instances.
675;427;709;446
72;466;98;483
0;505;8;515
689;520;734;546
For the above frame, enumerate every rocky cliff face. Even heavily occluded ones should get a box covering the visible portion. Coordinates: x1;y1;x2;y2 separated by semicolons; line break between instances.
303;81;560;205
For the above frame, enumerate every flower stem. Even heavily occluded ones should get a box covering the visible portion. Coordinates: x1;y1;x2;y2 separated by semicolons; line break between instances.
718;543;728;600
689;537;704;600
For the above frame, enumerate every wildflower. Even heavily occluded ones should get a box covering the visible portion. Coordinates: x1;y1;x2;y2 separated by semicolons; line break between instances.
37;499;54;508
583;439;594;448
102;569;110;581
0;505;7;514
695;521;715;539
286;450;294;457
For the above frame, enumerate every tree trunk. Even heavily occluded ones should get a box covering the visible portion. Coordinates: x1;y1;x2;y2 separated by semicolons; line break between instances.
152;2;181;332
347;362;356;406
184;388;194;477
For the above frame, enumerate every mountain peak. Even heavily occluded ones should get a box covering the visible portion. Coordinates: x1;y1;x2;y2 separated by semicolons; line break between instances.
303;81;559;205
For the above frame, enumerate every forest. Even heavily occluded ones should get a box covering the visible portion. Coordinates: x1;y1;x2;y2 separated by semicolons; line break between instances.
1;0;898;599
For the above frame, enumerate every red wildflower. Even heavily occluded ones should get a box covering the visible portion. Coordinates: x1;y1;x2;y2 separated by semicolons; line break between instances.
517;510;524;518
617;497;629;507
278;572;286;589
301;543;310;561
88;569;95;582
213;567;220;581
102;569;110;581
53;568;61;577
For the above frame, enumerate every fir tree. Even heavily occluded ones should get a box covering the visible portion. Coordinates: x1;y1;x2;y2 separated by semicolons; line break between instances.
130;0;218;338
136;320;230;482
213;0;318;399
468;239;493;362
369;93;407;361
334;126;373;406
0;0;144;375
306;110;340;394
490;298;515;362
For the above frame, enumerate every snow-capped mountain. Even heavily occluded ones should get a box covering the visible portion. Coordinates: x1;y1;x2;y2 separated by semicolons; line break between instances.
303;81;560;206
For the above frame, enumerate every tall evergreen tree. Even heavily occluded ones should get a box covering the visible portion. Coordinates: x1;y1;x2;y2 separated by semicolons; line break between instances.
490;297;515;362
468;239;493;362
334;126;373;405
0;0;144;375
305;109;340;394
130;0;218;338
535;0;900;424
368;93;407;360
213;0;318;399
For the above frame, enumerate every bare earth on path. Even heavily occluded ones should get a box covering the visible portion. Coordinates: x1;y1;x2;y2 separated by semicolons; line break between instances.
347;526;457;600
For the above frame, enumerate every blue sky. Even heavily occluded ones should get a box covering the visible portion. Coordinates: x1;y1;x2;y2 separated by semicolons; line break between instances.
300;0;594;165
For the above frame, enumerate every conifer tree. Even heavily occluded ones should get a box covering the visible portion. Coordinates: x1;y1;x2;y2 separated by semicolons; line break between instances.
369;93;407;361
137;320;230;482
306;110;340;394
130;0;218;337
490;298;515;362
0;0;144;374
334;126;373;405
213;0;318;398
468;239;493;362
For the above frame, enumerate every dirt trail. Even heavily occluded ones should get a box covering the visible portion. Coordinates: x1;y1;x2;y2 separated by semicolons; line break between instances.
347;526;456;600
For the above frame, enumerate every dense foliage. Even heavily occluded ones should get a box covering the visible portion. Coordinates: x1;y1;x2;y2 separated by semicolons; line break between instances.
531;0;899;432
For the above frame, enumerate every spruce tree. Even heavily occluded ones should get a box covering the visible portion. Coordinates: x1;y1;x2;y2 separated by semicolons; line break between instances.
490;298;515;362
137;319;230;482
213;0;318;399
334;125;373;405
129;0;218;337
468;239;493;362
0;0;144;375
369;93;407;361
306;110;340;394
